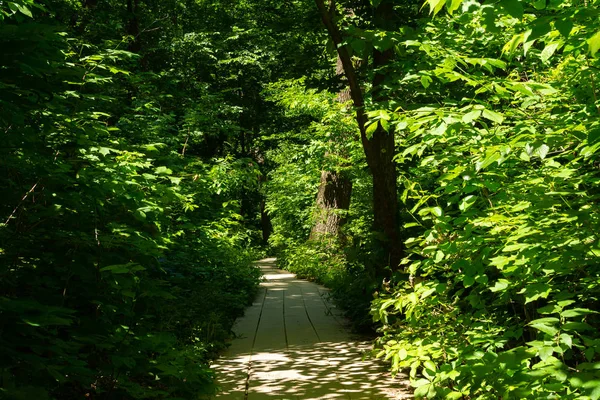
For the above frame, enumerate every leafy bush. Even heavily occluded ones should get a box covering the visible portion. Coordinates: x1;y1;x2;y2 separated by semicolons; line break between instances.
0;3;261;399
370;2;600;398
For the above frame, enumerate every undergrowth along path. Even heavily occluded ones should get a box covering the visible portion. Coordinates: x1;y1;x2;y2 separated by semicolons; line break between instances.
211;258;411;400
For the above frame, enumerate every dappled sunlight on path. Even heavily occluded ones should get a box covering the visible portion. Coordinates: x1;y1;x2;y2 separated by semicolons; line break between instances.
211;258;411;399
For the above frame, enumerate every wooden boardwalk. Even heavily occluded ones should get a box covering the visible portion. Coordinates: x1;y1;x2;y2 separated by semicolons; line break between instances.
211;258;411;399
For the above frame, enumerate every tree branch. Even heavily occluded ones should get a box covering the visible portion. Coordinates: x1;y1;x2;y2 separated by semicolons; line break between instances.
314;0;367;141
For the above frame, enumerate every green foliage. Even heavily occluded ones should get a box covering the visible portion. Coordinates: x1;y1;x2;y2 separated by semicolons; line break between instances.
0;1;263;399
370;2;600;399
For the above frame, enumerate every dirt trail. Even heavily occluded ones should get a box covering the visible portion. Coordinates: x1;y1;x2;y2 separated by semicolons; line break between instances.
211;258;411;399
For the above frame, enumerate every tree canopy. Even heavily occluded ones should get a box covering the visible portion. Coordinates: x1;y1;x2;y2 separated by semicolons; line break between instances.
1;0;599;399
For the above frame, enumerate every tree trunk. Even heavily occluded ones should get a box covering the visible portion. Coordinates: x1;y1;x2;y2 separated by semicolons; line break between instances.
310;170;352;239
309;47;354;241
260;199;272;244
127;0;141;52
314;0;402;270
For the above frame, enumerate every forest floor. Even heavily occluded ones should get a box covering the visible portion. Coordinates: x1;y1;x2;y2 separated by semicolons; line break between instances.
211;258;412;399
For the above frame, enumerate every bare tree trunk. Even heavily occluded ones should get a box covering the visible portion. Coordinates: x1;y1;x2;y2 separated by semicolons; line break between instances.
309;46;354;241
260;199;272;244
314;0;403;271
127;0;141;52
310;170;352;239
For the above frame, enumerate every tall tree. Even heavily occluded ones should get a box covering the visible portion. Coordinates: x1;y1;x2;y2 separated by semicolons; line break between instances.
310;56;354;241
314;0;402;270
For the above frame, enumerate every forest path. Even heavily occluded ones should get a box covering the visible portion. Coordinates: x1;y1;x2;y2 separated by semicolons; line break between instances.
211;258;411;400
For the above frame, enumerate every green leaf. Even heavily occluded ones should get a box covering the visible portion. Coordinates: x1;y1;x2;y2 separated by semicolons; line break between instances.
462;110;481;123
588;128;600;145
591;385;600;400
476;152;500;171
554;19;573;38
482;109;504;124
585;348;595;362
490;279;510;292
98;147;112;156
529;319;559;336
500;0;523;19
414;383;430;398
459;195;477;211
532;0;545;9
100;263;144;274
522;282;552;304
463;274;475;287
421;75;432;89
426;0;447;15
365;121;378;138
399;348;408;360
446;0;463;13
559;333;572;348
134;209;147;221
8;2;33;17
589;31;600;57
534;144;549;159
562;322;596;331
560;308;598;318
350;39;366;54
540;42;560;62
155;166;173;175
539;346;553;361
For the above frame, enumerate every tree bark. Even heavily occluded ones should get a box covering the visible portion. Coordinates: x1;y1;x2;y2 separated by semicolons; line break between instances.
310;170;352;239
127;0;141;52
314;0;403;270
260;199;272;244
310;47;354;241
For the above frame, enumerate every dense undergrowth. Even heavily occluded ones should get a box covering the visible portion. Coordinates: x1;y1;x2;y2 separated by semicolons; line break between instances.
0;1;267;399
264;1;600;399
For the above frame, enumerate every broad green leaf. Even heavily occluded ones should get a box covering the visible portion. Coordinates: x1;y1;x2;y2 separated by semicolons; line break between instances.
482;109;504;124
534;144;549;159
366;121;378;138
426;0;447;15
414;383;430;398
530;323;558;336
500;0;523;19
532;0;545;9
561;308;599;318
421;75;432;89
589;31;600;57
540;42;560;62
155;166;173;175
559;333;572;348
554;19;573;38
462;110;481;123
8;2;33;17
503;33;525;56
459;195;477;211
490;279;510;292
463;274;475;287
539;346;553;361
588;128;600;145
476;152;500;171
446;0;463;13
562;322;596;331
522;282;551;304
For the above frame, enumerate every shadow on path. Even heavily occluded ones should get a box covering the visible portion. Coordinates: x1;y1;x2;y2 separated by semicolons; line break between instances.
211;258;411;399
